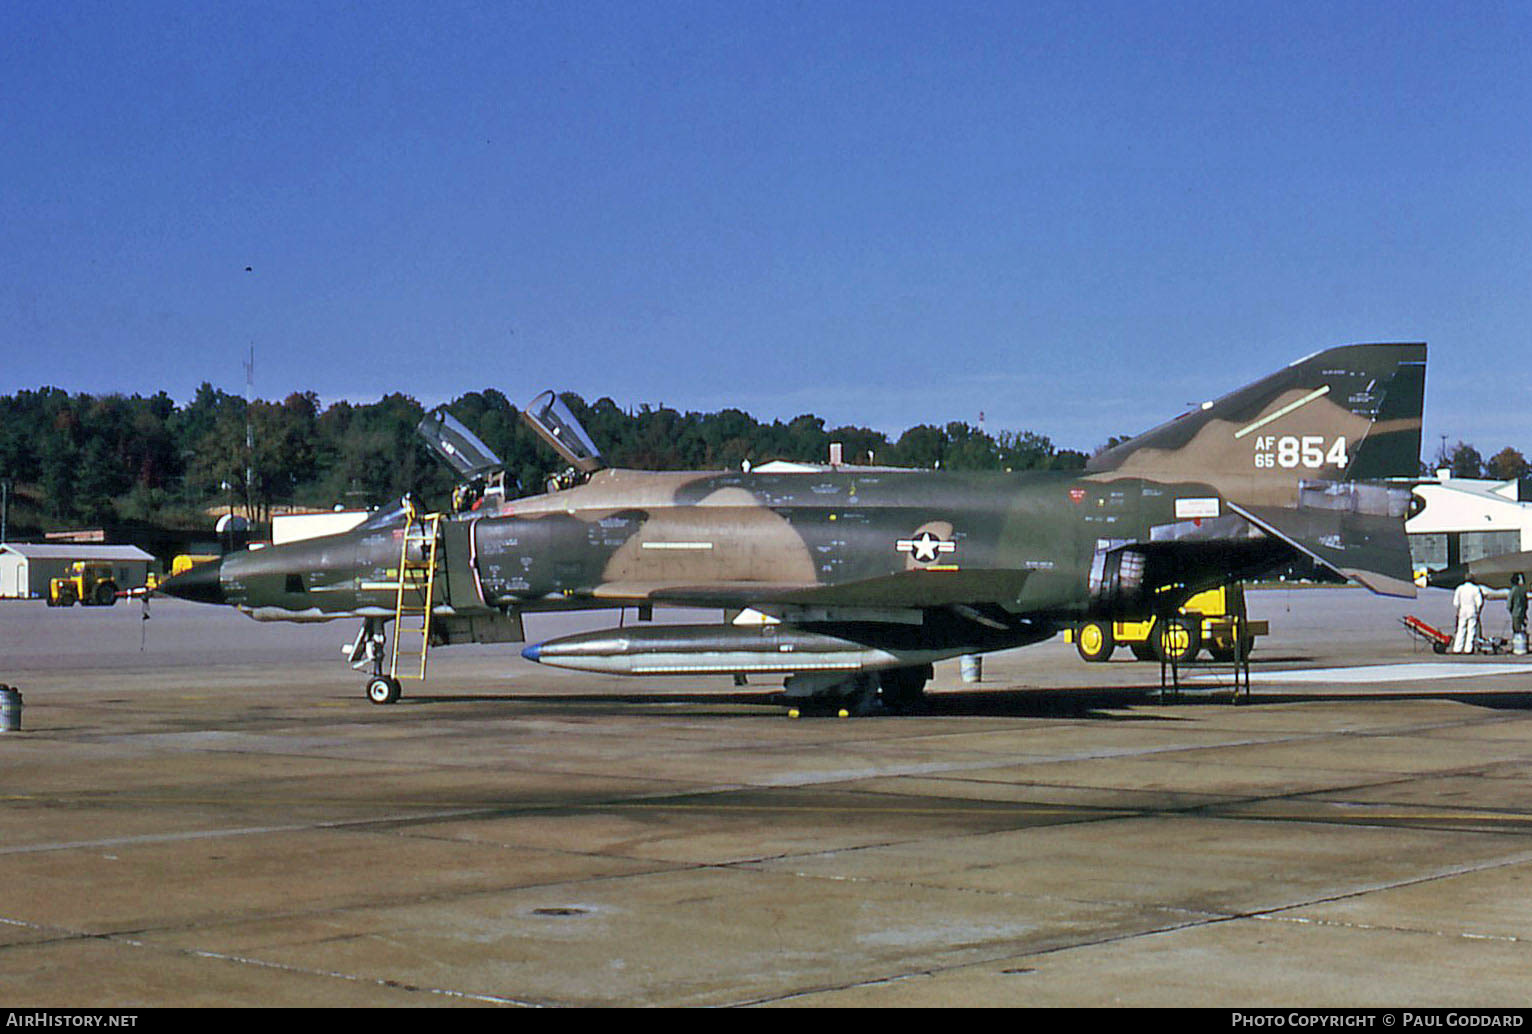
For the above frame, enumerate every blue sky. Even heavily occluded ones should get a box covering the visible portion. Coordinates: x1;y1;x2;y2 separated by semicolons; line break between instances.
3;1;1528;459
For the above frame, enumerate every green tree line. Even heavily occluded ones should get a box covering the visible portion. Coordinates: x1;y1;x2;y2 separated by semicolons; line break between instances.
1436;440;1532;481
0;385;1092;534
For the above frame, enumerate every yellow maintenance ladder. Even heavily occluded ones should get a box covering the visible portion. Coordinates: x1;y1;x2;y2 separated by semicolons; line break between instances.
389;504;443;682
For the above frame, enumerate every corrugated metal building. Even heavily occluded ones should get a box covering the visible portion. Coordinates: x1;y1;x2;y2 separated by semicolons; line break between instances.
0;544;155;599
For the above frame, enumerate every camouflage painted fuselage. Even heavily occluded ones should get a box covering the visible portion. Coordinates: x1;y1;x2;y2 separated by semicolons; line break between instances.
164;342;1425;682
213;464;1291;648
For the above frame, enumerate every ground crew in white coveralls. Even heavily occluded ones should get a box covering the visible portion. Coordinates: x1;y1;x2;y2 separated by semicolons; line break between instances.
1452;573;1486;654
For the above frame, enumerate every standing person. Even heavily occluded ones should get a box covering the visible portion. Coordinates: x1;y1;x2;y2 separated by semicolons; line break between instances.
1452;573;1486;654
1510;572;1528;654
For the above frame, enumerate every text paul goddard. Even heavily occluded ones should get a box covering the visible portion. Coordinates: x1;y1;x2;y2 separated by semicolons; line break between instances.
1232;1016;1523;1028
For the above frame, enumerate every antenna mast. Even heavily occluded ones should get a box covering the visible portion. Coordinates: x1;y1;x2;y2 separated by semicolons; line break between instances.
244;344;255;519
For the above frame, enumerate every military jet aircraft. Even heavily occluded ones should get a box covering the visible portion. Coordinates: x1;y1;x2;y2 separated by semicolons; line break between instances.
160;342;1426;713
1423;550;1532;591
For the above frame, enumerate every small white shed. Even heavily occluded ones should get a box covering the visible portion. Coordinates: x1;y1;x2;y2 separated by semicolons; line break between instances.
0;544;155;599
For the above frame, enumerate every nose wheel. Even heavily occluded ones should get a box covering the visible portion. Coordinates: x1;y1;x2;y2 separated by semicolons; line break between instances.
366;675;402;705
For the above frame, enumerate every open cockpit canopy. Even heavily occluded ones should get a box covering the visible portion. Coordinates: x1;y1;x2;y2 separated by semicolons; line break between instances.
521;390;605;474
416;408;505;482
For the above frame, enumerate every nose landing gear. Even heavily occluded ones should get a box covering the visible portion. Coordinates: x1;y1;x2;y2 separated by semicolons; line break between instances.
348;618;402;705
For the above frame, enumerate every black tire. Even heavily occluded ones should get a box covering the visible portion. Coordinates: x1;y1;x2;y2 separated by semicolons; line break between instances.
366;676;402;705
877;664;932;713
1153;617;1201;664
1075;621;1115;662
94;581;118;606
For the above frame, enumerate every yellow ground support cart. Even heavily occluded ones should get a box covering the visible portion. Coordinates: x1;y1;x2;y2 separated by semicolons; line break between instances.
1070;584;1268;664
46;561;119;607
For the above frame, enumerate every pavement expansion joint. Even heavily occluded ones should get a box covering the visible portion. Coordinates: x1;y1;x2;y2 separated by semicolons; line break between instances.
1261;912;1528;945
171;938;540;1007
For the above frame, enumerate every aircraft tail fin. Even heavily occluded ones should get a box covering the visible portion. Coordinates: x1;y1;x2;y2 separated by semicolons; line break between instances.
1088;343;1426;598
1086;343;1426;492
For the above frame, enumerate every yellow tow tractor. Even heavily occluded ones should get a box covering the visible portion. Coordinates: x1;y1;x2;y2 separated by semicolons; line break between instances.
46;561;120;608
1070;583;1267;664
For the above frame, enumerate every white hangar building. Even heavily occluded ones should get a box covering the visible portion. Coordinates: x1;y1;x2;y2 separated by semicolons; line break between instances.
1407;473;1532;574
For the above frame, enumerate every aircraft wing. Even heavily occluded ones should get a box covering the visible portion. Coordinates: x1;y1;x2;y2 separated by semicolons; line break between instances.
1231;477;1417;598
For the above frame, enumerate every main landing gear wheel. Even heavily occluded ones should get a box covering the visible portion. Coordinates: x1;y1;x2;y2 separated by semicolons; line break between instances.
783;666;932;717
366;676;402;705
1075;621;1115;662
876;664;933;714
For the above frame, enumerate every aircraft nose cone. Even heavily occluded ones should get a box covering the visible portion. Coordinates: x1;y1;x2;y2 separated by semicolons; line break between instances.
158;559;225;604
1426;564;1466;589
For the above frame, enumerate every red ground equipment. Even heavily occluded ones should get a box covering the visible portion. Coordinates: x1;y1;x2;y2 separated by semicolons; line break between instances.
1401;614;1508;655
1400;615;1451;654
